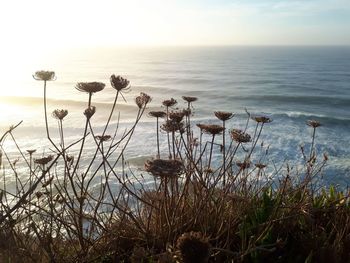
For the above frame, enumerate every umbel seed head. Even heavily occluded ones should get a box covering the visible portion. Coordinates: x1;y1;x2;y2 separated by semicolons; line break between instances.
95;135;112;142
148;111;167;118
307;120;321;128
214;111;234;121
135;92;152;108
76;82;105;94
252;115;272;124
52;109;68;120
201;124;225;135
230;129;251;143
145;159;184;178
34;155;53;166
162;98;177;108
182;96;198;103
110;74;130;91
33;70;56;81
84;106;96;119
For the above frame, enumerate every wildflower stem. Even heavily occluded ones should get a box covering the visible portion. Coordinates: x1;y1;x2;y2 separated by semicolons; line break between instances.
310;127;316;160
72;92;92;177
166;106;172;159
102;91;119;136
222;120;226;186
156;117;160;158
208;134;215;169
43;80;60;153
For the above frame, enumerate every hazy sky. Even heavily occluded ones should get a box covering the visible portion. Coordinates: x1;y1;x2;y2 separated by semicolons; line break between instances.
1;0;350;52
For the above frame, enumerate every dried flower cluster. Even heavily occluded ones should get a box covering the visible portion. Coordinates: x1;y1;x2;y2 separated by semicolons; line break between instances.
161;120;184;133
236;160;251;170
252;115;272;124
201;124;225;135
162;98;177;108
145;159;184;178
168;111;185;123
84;106;96;119
135;92;152;108
33;71;56;81
182;96;198;103
214;111;234;121
76;82;105;94
26;149;36;155
110;75;130;91
148;111;167;118
230;129;251;143
95;135;112;142
34;155;53;166
307;120;321;128
52;109;68;120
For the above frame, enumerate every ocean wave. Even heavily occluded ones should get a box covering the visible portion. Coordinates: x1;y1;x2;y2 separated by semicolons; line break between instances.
271;112;350;126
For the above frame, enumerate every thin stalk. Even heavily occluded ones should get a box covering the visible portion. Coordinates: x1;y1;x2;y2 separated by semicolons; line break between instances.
156;117;160;158
72;92;92;177
43;80;60;153
166;106;171;159
208;134;215;169
222;120;226;186
309;127;316;160
102;91;119;136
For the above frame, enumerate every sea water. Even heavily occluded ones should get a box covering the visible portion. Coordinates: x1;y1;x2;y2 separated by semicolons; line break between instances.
0;46;349;187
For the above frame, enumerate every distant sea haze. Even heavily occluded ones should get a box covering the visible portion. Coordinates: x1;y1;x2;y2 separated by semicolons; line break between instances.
1;46;350;186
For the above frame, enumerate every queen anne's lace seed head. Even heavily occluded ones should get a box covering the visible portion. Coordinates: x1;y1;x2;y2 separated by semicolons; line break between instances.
110;75;130;91
33;71;56;81
76;82;105;94
52;109;68;120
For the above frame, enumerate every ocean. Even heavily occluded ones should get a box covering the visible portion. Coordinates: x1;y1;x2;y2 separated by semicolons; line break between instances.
1;46;350;187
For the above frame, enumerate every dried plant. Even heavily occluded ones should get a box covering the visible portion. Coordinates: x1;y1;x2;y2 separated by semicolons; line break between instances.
0;70;345;263
75;82;105;94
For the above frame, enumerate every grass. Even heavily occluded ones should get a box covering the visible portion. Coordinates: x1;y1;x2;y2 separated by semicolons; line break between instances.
0;71;349;263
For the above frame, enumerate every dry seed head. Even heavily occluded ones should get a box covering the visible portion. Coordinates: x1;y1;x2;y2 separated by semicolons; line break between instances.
27;149;36;155
236;160;251;170
84;106;96;119
135;92;152;108
95;135;112;142
214;111;234;121
182;96;198;103
35;192;43;199
202;124;225;135
230;129;251;143
110;74;130;91
161;119;184;133
145;159;184;178
176;231;210;263
148;111;167;118
52;109;68;120
252;115;272;124
33;70;56;81
255;163;267;169
76;82;105;93
34;155;53;166
307;120;321;128
66;155;74;165
162;98;177;108
169;110;185;123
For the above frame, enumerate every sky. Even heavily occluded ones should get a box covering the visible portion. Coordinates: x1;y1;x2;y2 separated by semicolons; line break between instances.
1;0;350;52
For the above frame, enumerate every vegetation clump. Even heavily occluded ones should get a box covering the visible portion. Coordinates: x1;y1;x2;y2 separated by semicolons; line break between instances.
0;71;349;263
